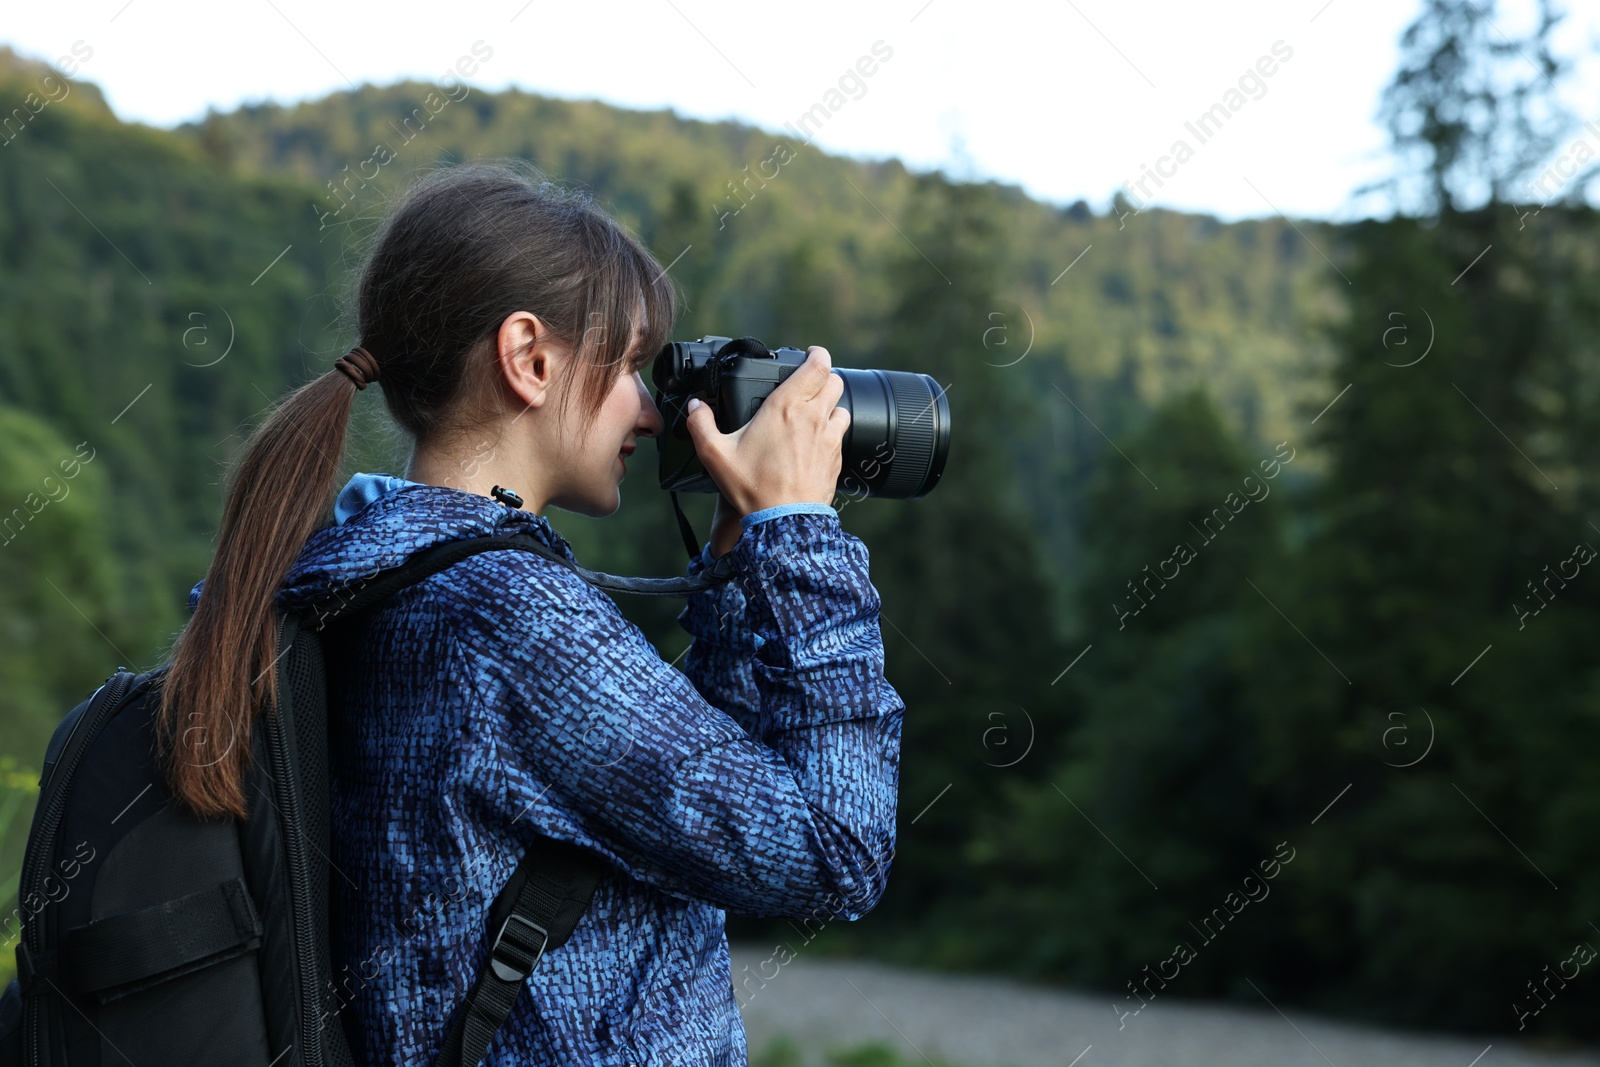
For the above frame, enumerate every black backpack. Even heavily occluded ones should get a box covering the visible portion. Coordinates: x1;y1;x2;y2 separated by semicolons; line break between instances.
0;527;733;1067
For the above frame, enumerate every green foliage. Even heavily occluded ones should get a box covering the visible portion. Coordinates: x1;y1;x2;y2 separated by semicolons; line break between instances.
1227;200;1600;1035
0;407;122;975
0;755;39;986
1371;0;1574;213
946;0;1600;1039
750;1034;984;1067
961;390;1294;986
825;1041;955;1067
750;1034;805;1067
0;58;353;679
0;408;122;762
808;175;1070;956
175;74;1337;457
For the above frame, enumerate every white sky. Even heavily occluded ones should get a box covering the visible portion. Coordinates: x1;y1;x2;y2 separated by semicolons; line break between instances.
5;0;1599;222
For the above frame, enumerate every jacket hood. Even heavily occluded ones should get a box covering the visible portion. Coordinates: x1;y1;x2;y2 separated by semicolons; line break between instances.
186;473;576;616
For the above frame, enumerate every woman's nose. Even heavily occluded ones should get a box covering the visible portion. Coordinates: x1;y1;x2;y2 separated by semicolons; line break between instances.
635;373;665;439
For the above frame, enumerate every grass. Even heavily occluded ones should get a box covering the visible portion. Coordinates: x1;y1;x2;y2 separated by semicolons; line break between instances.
751;1032;992;1067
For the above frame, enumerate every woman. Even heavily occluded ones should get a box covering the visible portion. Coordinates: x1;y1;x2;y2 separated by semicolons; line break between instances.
164;160;905;1066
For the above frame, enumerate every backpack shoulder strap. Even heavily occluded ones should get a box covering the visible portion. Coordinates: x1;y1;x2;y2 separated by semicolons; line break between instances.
432;837;609;1067
295;533;627;1065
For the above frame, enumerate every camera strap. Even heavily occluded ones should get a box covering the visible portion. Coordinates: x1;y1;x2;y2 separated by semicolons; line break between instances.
670;490;703;561
521;523;738;597
303;531;737;614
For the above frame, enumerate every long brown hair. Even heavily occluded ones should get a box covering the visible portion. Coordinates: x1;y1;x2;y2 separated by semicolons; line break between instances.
160;160;678;819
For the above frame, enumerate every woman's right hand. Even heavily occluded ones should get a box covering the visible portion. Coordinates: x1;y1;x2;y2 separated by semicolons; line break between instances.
683;346;851;518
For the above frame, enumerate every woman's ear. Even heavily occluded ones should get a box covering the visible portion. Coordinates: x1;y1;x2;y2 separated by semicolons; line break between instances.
497;311;561;411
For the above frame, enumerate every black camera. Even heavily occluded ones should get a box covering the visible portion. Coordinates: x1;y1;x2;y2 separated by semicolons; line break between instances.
651;335;951;500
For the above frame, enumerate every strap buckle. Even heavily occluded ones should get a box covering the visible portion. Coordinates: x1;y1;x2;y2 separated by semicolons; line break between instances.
704;551;739;583
488;913;548;983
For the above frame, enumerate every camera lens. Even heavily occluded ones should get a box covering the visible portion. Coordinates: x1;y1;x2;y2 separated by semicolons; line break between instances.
834;369;950;498
651;338;951;498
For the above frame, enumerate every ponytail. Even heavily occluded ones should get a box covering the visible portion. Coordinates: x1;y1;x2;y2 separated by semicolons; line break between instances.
157;350;373;819
157;158;677;820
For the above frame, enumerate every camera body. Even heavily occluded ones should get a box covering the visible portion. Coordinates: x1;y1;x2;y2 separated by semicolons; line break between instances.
651;335;950;499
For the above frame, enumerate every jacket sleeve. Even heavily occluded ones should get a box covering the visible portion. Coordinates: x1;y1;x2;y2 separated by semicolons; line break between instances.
673;501;836;735
676;543;763;736
448;511;903;920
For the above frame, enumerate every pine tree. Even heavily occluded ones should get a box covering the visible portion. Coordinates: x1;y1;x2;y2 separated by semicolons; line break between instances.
1235;0;1600;1034
826;174;1068;958
967;390;1292;988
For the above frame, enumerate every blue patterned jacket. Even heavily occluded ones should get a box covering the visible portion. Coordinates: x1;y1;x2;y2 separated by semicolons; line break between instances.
188;473;904;1066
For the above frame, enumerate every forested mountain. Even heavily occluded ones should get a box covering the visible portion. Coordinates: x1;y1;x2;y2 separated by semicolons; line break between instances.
5;25;1598;1040
184;73;1335;458
0;42;1335;752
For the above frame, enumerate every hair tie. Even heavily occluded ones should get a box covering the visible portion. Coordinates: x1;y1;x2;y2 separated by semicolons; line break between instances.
335;346;380;390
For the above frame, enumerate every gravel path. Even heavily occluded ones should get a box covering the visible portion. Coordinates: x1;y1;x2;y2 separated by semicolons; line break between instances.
730;945;1598;1067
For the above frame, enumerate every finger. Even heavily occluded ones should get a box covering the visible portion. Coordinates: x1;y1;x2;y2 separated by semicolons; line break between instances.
784;346;834;403
683;397;723;454
827;405;852;438
819;370;846;410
